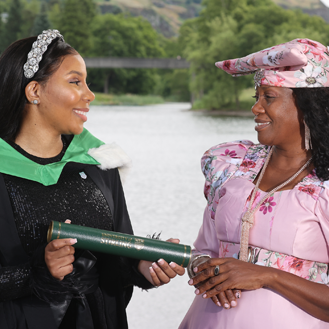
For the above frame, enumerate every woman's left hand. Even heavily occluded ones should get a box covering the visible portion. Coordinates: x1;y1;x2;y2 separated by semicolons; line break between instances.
138;238;185;286
189;257;270;299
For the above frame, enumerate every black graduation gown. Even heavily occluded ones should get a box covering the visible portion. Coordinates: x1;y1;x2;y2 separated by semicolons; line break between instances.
0;164;153;329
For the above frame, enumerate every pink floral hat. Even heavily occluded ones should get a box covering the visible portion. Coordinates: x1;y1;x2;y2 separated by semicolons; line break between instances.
215;39;329;88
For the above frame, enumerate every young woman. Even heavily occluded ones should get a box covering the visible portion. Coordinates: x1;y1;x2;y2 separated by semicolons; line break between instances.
180;39;329;328
0;30;184;329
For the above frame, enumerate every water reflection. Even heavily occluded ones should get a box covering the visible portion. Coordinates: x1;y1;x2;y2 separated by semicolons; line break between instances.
85;103;257;329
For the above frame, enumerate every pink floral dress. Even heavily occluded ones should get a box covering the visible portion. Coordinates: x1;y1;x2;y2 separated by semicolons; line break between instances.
179;141;329;329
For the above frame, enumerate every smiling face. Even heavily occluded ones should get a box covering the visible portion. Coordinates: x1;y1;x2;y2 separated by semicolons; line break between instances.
251;86;303;148
34;54;95;136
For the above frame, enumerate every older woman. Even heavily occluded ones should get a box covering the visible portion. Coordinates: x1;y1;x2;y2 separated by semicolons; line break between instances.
180;39;329;329
0;30;184;329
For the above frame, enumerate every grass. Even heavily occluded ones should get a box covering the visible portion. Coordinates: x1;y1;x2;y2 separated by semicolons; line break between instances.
92;92;166;106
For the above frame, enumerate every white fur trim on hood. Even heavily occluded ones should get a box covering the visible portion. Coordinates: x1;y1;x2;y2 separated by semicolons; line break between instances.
88;143;132;183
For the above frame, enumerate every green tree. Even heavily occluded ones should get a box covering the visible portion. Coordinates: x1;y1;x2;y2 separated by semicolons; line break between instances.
31;1;50;35
59;0;96;55
3;0;22;48
0;10;5;53
0;0;12;13
154;69;190;101
20;0;40;38
89;13;164;94
154;35;190;101
181;0;329;110
48;0;62;28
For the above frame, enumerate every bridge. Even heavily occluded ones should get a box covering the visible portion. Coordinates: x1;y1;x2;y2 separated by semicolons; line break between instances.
84;57;190;69
84;57;190;94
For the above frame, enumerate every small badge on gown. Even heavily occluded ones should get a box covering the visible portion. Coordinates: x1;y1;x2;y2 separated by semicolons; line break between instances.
79;172;87;179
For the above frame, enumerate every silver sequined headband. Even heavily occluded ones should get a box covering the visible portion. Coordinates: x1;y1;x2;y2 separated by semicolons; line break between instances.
23;29;64;79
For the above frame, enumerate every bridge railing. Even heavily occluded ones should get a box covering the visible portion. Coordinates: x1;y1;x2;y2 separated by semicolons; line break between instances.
84;57;190;69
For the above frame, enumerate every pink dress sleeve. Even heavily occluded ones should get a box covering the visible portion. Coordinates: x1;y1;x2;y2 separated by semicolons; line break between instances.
315;183;329;245
315;184;329;285
194;141;254;256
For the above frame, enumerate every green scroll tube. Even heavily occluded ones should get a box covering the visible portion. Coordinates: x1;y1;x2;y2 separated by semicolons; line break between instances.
47;221;191;267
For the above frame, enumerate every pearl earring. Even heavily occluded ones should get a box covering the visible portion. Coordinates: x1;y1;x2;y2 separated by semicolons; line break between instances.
32;100;38;104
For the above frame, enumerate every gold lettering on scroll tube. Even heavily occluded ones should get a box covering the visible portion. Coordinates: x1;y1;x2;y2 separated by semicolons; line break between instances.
134;238;144;251
180;245;188;267
100;233;133;248
57;222;62;239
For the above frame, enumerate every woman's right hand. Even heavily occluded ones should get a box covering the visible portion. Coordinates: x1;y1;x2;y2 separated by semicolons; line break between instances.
44;238;77;280
190;255;241;309
210;289;241;309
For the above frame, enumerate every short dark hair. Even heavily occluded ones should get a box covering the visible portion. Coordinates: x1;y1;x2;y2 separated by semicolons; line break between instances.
0;36;77;141
292;87;329;181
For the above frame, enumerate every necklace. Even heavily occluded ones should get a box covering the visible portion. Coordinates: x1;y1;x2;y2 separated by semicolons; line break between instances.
239;147;313;262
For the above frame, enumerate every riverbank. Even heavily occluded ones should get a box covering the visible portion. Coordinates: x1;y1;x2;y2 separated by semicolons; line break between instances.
93;92;254;116
93;92;166;106
197;109;253;117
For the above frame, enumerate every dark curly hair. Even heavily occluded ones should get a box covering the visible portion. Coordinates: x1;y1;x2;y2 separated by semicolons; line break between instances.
0;36;77;141
292;87;329;181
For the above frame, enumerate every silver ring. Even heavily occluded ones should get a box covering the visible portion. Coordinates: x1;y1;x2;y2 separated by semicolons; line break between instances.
214;265;220;276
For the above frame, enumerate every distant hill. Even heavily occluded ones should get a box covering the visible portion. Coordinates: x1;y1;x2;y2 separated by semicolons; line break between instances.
272;0;329;22
97;0;202;37
96;0;329;37
273;0;321;8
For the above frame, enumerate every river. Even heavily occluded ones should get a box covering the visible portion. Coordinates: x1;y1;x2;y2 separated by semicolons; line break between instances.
85;103;257;329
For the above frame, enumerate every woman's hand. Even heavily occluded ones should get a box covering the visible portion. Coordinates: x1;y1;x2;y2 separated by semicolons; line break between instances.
44;238;77;280
189;255;242;309
189;257;329;322
189;257;269;300
138;238;185;286
209;289;241;309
